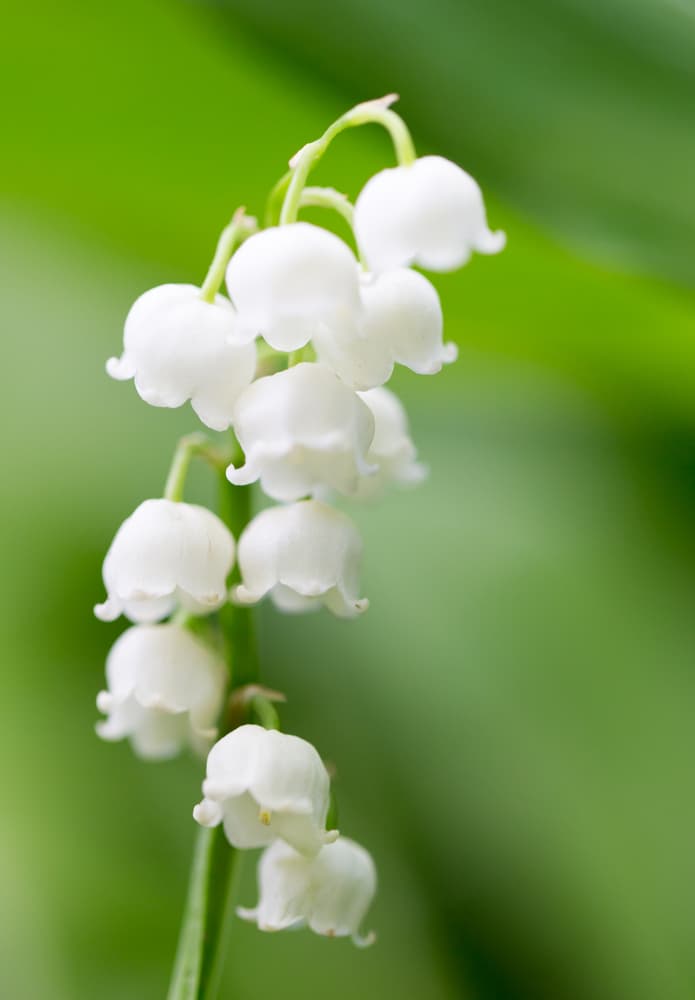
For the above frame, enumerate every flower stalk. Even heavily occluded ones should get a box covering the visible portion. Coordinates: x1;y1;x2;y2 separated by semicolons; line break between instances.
95;93;505;993
168;474;258;999
199;208;257;304
279;95;416;226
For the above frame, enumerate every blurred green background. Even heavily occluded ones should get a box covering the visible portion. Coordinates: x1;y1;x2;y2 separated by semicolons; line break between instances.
2;1;695;998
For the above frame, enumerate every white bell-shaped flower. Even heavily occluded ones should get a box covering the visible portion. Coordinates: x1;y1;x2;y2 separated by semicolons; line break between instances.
226;363;376;501
96;623;227;759
237;837;376;946
354;155;506;272
106;284;257;431
355;388;427;498
313;268;456;389
94;499;235;624
234;500;368;618
193;724;338;857
225;223;361;352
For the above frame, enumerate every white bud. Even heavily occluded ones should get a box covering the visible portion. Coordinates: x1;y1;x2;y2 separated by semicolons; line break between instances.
355;388;427;498
94;499;235;624
314;268;456;389
234;500;368;618
354;155;505;272
238;837;376;946
193;724;337;856
226;363;376;501
96;624;227;759
225;223;361;352
106;284;257;431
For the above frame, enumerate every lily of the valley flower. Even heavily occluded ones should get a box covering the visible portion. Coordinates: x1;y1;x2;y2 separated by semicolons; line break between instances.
354;155;505;272
94;499;235;623
238;837;376;946
234;500;368;618
355;387;427;498
193;724;338;856
226;363;376;500
106;284;257;431
96;623;227;759
225;223;361;352
314;267;456;389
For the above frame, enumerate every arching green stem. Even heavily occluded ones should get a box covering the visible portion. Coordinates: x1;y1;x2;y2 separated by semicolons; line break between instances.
199;208;258;303
279;94;416;226
164;434;208;502
300;186;355;228
163;434;235;502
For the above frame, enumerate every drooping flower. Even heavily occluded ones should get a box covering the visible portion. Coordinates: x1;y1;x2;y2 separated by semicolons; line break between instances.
94;499;235;623
96;623;227;759
226;363;376;501
233;500;368;618
225;223;361;352
313;267;456;389
355;387;427;498
106;284;257;431
193;724;338;856
354;155;505;272
237;837;376;946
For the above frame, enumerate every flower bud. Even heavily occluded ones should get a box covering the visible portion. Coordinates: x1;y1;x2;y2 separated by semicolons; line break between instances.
314;268;456;388
96;624;227;759
107;284;256;431
355;388;427;498
225;223;361;352
94;499;235;623
193;724;337;856
238;837;376;946
354;155;505;272
234;500;368;618
226;363;376;501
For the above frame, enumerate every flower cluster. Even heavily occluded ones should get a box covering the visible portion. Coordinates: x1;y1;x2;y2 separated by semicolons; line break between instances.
94;97;503;956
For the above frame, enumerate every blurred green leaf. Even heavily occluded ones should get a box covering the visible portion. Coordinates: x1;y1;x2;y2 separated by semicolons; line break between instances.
220;0;695;286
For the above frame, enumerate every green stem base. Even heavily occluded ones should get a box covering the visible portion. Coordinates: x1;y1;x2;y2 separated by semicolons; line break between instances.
167;826;241;1000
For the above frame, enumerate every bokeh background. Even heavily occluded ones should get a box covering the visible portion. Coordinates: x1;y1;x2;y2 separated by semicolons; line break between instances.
3;2;695;998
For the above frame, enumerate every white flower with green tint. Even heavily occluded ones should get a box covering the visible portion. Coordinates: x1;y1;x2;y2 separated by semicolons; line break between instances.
234;499;368;618
107;283;256;431
314;267;456;388
226;362;376;500
238;837;376;946
193;724;338;857
354;154;505;272
225;222;361;351
94;499;235;623
96;623;227;760
356;387;427;498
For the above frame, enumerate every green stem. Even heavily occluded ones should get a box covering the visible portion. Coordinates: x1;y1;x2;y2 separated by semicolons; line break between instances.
164;434;238;503
250;694;280;731
164;434;207;502
199;208;257;303
166;826;240;1000
300;186;355;228
299;186;368;267
264;171;292;228
279;94;416;226
167;473;260;1000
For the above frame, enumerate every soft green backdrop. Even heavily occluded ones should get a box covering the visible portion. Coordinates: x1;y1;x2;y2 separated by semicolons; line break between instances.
2;2;695;999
